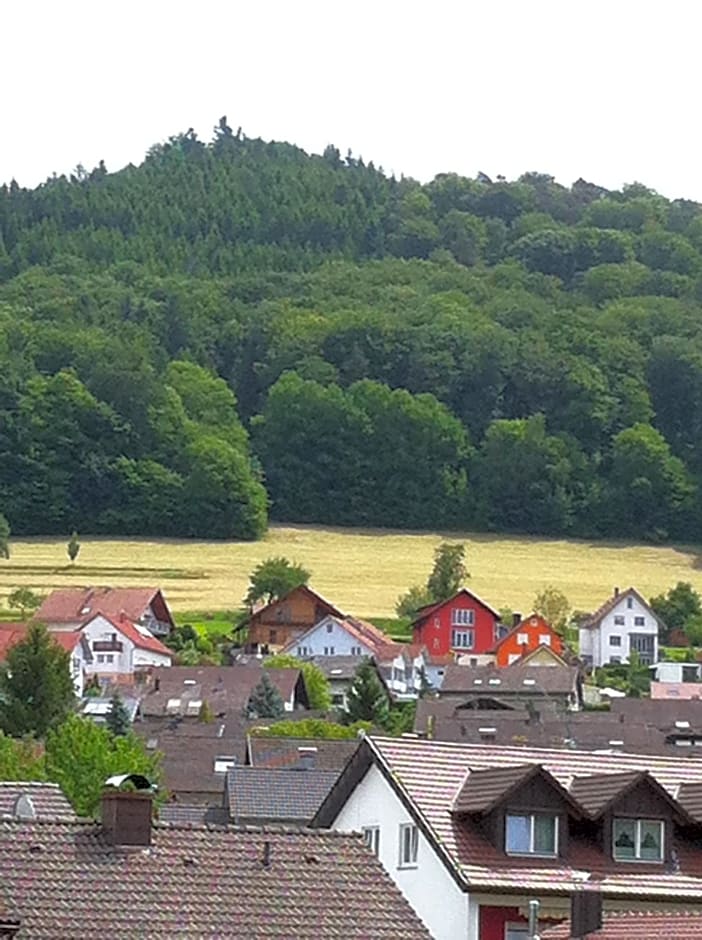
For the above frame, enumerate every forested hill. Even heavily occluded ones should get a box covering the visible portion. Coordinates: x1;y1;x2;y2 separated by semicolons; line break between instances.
2;120;702;542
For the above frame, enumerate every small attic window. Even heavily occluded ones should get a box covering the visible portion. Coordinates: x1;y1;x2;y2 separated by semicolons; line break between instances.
488;678;501;686
675;720;691;729
183;679;196;686
186;700;203;714
214;757;236;774
478;727;496;735
473;679;483;685
80;606;91;615
330;669;343;676
166;698;181;713
523;678;536;686
608;739;624;747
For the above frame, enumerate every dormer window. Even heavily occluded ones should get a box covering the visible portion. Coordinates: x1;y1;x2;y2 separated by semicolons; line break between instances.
505;812;558;857
613;818;663;862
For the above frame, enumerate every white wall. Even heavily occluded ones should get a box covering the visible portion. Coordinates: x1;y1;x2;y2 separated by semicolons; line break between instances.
81;615;134;675
292;616;373;657
332;763;470;940
590;594;659;667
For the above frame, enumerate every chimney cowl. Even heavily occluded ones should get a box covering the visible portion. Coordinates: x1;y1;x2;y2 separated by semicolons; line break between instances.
297;746;318;770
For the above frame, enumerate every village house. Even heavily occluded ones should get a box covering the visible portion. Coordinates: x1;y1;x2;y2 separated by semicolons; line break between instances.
313;735;702;940
33;586;175;637
412;589;503;662
491;613;565;667
303;655;387;710
438;663;583;712
0;624;89;696
283;613;392;659
244;584;344;652
80;612;172;683
579;587;661;668
0;777;430;938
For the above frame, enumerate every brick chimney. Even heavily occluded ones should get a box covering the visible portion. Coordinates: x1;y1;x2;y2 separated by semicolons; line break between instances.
512;612;522;628
101;775;154;848
297;746;317;770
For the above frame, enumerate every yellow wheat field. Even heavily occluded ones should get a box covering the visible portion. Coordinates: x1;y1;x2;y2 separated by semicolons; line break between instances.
2;525;702;618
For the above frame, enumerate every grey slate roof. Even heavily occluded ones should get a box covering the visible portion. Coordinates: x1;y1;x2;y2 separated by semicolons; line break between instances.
226;766;340;823
247;735;360;770
0;782;76;820
440;663;580;696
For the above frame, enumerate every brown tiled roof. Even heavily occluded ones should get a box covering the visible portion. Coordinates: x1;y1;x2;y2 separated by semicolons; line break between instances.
543;911;702;939
452;764;539;814
316;736;702;898
440;663;580;696
141;665;304;716
0;819;431;938
567;770;688;820
34;586;173;627
250;584;344;621
0;783;77;820
247;735;360;771
226;767;340;824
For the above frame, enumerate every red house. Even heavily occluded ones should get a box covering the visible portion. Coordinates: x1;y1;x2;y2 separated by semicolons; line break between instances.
411;588;500;659
492;612;564;667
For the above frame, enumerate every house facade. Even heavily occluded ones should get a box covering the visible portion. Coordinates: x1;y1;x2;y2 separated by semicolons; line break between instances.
579;588;660;668
313;736;702;940
80;612;172;682
245;585;344;653
492;614;565;667
283;614;391;659
412;589;501;661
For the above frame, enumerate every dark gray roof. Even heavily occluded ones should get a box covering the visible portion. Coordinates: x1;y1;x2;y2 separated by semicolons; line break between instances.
158;803;229;825
247;735;360;770
452;764;536;814
308;655;361;681
0;782;76;820
568;770;645;817
440;663;580;696
226;766;340;823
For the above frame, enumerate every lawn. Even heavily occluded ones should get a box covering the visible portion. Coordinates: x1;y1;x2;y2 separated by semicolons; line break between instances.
2;525;702;618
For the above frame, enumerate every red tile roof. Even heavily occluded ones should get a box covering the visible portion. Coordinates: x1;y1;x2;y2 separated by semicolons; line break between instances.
318;736;702;899
0;819;431;938
33;587;173;627
0;625;82;659
543;911;702;939
84;613;172;657
0;782;77;820
651;681;702;700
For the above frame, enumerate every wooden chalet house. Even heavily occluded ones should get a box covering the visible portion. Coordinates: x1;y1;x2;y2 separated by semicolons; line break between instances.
245;585;343;653
412;589;502;662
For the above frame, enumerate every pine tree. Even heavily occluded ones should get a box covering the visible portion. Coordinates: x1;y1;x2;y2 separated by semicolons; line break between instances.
344;660;390;727
246;672;285;719
0;513;10;560
105;693;131;737
67;531;81;563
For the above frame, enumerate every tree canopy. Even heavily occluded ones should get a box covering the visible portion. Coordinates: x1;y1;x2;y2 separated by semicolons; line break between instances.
3;126;702;543
244;557;310;607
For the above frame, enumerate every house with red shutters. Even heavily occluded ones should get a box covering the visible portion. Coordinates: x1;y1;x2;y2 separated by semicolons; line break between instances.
412;589;502;663
491;613;566;668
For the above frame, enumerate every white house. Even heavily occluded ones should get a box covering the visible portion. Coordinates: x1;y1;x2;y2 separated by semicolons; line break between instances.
374;643;427;701
33;586;175;637
579;587;660;668
80;612;172;682
282;614;392;659
312;736;702;940
651;661;701;683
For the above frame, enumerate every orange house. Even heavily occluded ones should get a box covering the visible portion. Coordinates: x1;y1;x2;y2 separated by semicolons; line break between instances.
492;613;564;667
245;584;343;652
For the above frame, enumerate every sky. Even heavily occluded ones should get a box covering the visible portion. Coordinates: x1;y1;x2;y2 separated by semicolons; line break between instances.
3;0;702;199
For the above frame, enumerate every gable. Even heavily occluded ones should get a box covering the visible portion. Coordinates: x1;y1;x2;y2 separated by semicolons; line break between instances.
414;589;500;626
252;585;343;627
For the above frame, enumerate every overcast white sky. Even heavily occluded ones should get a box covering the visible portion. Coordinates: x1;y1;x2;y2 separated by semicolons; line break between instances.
3;0;701;199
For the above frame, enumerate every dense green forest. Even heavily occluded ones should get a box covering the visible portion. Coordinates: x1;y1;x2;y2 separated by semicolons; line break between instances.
2;118;702;541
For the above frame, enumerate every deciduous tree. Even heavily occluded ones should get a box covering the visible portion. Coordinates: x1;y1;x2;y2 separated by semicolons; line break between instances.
265;655;331;711
244;557;310;607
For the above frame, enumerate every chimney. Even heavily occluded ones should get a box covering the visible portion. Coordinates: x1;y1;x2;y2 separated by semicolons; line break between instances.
101;774;154;848
297;746;318;770
614;586;620;597
512;612;522;628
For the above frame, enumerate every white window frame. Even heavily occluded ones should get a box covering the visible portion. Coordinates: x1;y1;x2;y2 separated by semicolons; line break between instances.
612;817;664;862
505;812;559;857
516;632;529;645
451;608;475;626
362;826;380;857
508;653;520;665
398;823;418;868
538;634;551;647
451;629;474;649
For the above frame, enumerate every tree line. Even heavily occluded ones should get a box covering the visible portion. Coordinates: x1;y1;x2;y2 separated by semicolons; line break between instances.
2;122;702;541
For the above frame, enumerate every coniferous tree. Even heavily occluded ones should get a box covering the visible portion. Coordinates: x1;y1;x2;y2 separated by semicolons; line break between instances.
344;660;390;727
246;672;285;719
0;514;10;560
105;692;131;737
0;624;75;737
67;531;81;563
